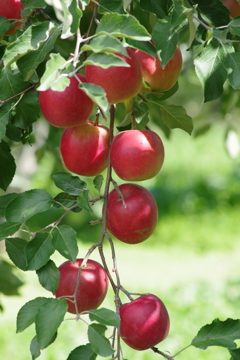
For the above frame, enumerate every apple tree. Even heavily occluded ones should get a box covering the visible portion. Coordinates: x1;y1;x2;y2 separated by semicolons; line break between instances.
1;0;240;359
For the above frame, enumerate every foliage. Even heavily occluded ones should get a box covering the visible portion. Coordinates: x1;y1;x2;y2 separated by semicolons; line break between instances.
1;1;240;360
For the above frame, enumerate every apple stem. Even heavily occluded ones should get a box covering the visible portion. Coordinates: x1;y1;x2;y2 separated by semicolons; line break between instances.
131;111;136;129
151;347;175;359
111;179;127;208
94;107;100;126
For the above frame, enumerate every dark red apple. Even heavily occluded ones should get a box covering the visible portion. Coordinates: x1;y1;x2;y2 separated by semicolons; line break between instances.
55;259;109;314
0;0;22;35
60;121;109;177
120;294;170;350
85;47;142;104
106;183;158;244
224;0;240;17
39;74;94;127
110;130;165;181
133;46;182;92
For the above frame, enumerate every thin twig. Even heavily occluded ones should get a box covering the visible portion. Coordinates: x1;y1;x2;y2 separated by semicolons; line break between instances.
0;84;37;108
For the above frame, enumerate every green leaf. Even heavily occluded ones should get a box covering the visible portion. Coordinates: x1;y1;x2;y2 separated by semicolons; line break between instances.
30;336;41;360
229;348;240;360
0;17;11;34
98;0;125;14
67;344;97;360
126;39;156;58
0;68;30;102
53;192;81;212
93;175;104;193
5;189;53;223
228;17;240;36
152;2;188;68
77;190;93;216
188;0;230;27
36;260;60;294
0;101;13;141
25;233;55;271
30;333;58;360
82;35;128;56
17;297;50;333
52;225;78;262
88;323;114;357
194;40;232;102
225;52;240;90
5;237;28;271
0;221;21;241
83;52;130;69
154;104;193;135
133;102;150;124
4;22;59;67
37;53;71;92
0;192;18;217
139;0;168;18
0;140;16;191
59;0;82;39
89;308;120;327
96;13;151;41
17;26;62;81
12;90;40;129
79;82;108;113
191;318;240;350
22;0;46;8
0;259;24;296
53;172;87;195
35;298;68;349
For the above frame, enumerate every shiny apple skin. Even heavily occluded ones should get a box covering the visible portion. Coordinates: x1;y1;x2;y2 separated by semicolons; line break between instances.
110;130;164;181
60;121;109;177
39;74;94;127
224;0;240;18
85;48;142;104
55;259;109;314
133;46;182;91
120;294;170;350
106;183;158;244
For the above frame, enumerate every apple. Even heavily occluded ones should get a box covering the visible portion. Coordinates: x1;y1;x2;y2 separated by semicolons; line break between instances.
0;0;22;35
55;259;109;314
106;183;158;244
39;74;94;127
60;121;109;177
110;130;165;181
85;47;142;104
133;46;182;91
224;0;240;17
120;294;170;351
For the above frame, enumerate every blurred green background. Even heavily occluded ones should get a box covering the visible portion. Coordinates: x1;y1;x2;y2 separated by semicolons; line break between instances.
1;3;240;359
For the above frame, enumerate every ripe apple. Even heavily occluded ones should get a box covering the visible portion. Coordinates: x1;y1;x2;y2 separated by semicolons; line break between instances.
110;130;165;181
55;259;109;314
39;74;94;127
60;121;109;177
0;0;22;35
85;47;142;104
106;183;158;244
224;0;240;17
133;46;182;91
120;294;170;350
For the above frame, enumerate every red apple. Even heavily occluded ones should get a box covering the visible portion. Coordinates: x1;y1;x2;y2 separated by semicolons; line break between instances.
120;294;170;350
60;121;109;177
55;259;109;314
133;46;182;91
106;183;158;244
39;74;94;127
224;0;240;17
0;0;22;35
85;47;142;104
110;130;165;181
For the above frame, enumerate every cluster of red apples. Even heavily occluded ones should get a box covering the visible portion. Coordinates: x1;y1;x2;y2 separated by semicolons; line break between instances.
41;45;180;352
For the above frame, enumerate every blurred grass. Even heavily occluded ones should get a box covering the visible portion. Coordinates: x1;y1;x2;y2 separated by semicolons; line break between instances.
1;123;240;360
